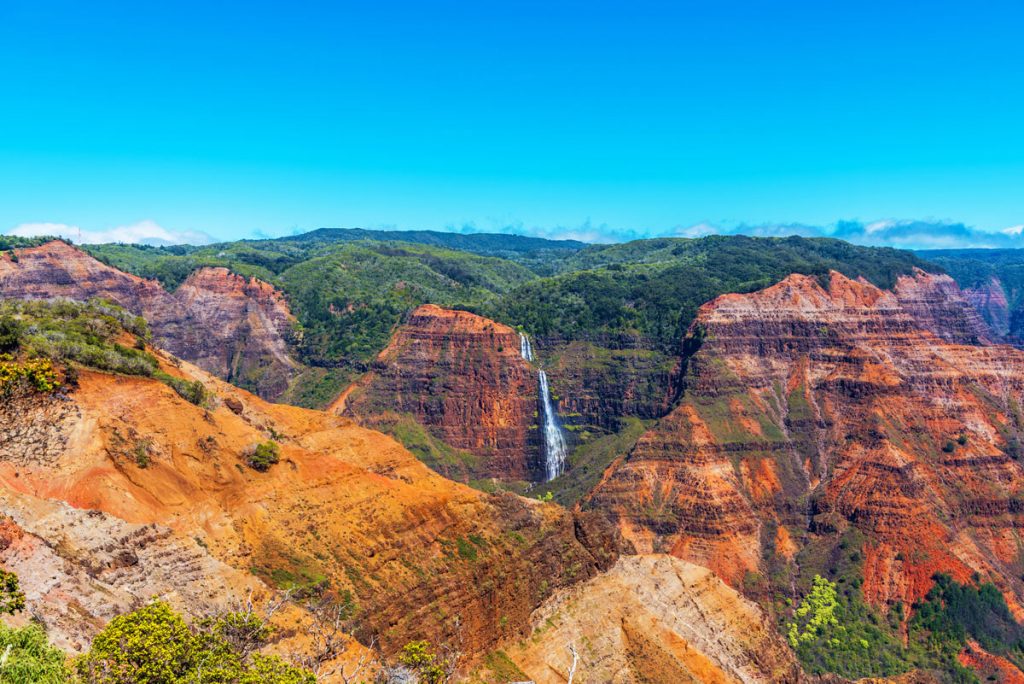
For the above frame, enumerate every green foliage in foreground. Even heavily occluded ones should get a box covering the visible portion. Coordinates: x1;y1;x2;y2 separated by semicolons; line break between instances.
76;601;314;684
397;640;449;684
0;622;72;684
0;299;208;406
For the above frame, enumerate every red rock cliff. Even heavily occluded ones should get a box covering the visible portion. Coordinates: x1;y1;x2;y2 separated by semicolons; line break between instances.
0;241;299;398
335;304;543;481
587;270;1024;614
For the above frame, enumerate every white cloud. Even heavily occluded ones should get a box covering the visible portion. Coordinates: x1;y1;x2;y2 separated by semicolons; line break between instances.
672;222;719;238
5;220;215;246
1001;224;1024;236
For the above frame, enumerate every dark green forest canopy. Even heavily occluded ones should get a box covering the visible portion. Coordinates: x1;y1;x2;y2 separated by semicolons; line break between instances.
482;236;938;350
919;248;1024;307
84;232;938;368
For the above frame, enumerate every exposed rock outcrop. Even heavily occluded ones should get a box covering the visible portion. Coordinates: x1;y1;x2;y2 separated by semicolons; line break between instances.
335;304;543;481
0;241;299;398
504;554;803;683
587;271;1024;615
963;276;1012;338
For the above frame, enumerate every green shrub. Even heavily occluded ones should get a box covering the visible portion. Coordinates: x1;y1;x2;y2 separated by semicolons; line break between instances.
0;569;26;616
153;371;208;406
398;640;448;684
0;622;71;683
0;315;23;352
248;441;280;472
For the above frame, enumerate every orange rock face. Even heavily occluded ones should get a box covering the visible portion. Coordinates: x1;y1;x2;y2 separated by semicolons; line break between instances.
336;304;544;481
0;354;619;657
587;270;1024;610
0;241;299;398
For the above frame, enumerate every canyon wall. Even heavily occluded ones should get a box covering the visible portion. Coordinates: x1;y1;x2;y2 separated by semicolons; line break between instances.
336;304;544;481
587;270;1024;614
0;241;299;398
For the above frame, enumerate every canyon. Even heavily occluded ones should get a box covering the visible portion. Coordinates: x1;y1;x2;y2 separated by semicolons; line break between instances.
5;234;1024;680
0;343;622;661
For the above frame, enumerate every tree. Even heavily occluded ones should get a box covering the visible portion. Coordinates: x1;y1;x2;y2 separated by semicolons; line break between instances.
787;575;840;647
75;599;315;684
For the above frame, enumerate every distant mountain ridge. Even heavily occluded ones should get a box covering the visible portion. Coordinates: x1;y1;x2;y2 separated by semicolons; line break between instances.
289;227;589;257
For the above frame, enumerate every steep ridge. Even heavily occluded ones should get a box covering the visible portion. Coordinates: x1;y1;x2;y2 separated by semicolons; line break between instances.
0;241;299;398
962;276;1013;338
586;270;1024;617
503;555;802;683
891;269;993;344
334;304;543;482
0;350;619;658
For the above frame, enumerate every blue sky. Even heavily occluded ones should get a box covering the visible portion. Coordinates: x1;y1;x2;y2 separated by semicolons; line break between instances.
1;0;1023;246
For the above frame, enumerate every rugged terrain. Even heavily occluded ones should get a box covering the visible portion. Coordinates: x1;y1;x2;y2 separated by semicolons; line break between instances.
0;241;300;398
586;270;1024;617
334;304;543;482
0;346;621;660
503;555;802;683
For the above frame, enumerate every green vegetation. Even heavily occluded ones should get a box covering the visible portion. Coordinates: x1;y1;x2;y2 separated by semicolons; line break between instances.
76;600;314;683
248;440;281;472
785;574;908;678
778;530;1024;683
397;640;450;684
366;412;479;481
911;573;1024;677
0;568;26;615
0;298;211;405
486;235;937;351
0;235;56;251
0;569;71;683
0;622;71;683
547;417;651;505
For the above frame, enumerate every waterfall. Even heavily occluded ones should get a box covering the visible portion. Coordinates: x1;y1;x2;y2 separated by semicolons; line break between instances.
538;370;568;481
519;333;534;361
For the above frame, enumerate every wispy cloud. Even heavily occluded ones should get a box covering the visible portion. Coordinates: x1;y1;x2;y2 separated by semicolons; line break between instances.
502;219;1024;250
5;220;215;246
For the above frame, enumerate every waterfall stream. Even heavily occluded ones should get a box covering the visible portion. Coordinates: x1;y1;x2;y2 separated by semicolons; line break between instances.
520;333;568;481
538;370;568;481
519;333;534;361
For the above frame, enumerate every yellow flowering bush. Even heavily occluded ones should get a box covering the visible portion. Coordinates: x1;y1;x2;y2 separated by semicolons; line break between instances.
0;355;61;396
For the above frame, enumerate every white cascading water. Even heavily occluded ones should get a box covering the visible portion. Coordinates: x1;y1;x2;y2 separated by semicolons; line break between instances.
537;369;568;481
519;333;534;361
